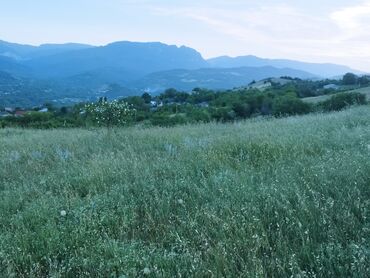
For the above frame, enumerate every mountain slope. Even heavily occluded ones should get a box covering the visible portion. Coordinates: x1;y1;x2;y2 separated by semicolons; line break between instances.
0;56;30;76
0;70;137;107
0;40;93;60
132;66;316;92
208;55;361;78
25;41;208;80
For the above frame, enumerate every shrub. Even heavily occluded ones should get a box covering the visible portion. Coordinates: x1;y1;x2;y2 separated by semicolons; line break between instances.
188;109;211;123
233;103;252;119
322;92;367;112
272;96;312;117
150;113;187;126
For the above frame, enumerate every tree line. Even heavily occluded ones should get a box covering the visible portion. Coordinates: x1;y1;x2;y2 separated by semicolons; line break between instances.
0;75;368;129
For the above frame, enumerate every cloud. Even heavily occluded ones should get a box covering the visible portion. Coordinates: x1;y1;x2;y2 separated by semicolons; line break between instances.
147;2;370;70
331;1;370;30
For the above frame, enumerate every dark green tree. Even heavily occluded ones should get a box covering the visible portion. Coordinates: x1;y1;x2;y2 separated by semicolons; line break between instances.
141;92;152;104
342;73;358;85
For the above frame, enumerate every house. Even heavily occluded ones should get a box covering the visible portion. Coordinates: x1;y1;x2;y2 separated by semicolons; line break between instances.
197;102;209;108
324;84;340;90
14;110;27;117
38;108;49;113
4;107;14;113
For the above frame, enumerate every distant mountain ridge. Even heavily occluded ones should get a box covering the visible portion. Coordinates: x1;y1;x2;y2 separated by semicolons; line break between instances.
0;40;93;60
0;40;208;79
0;39;364;106
0;39;361;80
207;55;361;78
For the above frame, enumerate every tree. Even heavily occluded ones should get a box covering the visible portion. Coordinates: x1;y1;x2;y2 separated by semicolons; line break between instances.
272;96;311;116
358;76;370;86
84;100;136;129
322;92;366;112
141;92;152;104
342;73;358;85
60;107;68;114
233;103;252;118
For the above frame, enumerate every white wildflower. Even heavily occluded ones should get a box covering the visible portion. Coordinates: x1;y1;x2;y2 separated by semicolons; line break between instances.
60;210;67;217
143;267;150;275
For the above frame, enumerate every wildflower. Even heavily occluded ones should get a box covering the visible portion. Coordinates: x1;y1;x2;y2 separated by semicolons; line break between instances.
60;210;67;217
143;267;150;275
177;199;184;205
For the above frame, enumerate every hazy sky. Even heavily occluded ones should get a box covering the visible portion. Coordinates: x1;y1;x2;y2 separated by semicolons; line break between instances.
1;0;370;71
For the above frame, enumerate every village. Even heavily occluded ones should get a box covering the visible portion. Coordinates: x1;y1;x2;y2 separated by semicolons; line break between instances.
0;106;49;118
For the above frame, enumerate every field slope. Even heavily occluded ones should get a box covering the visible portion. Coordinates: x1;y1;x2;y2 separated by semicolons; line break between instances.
1;106;370;277
303;86;370;103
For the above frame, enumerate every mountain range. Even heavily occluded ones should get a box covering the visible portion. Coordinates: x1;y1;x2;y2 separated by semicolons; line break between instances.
0;39;362;106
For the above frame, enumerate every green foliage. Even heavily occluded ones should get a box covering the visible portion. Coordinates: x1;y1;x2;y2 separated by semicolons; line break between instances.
2;81;369;129
233;102;252;118
189;88;216;104
358;76;370;86
84;99;136;128
141;92;152;104
322;92;367;112
1;106;370;276
342;73;358;85
159;88;189;103
272;96;312;116
0;112;73;129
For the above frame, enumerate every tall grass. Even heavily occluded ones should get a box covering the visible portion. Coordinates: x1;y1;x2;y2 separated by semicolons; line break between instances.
0;106;369;277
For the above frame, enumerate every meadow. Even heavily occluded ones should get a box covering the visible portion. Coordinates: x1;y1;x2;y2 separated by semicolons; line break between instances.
303;86;370;104
0;106;369;277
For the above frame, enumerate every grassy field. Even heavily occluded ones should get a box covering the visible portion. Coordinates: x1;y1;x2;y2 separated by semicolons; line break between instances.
1;106;369;277
303;86;370;103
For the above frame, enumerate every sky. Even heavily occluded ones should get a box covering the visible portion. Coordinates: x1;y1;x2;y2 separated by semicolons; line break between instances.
0;0;370;71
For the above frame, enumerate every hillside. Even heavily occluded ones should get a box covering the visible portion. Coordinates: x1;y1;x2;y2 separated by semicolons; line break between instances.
132;66;315;92
208;55;361;78
1;106;369;276
1;39;360;80
0;71;137;107
303;86;370;103
0;40;93;60
21;41;208;80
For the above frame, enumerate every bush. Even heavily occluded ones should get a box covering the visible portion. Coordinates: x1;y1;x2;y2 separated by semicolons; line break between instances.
210;107;236;122
233;103;252;118
322;92;367;112
150;113;188;127
188;109;211;123
272;96;311;117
